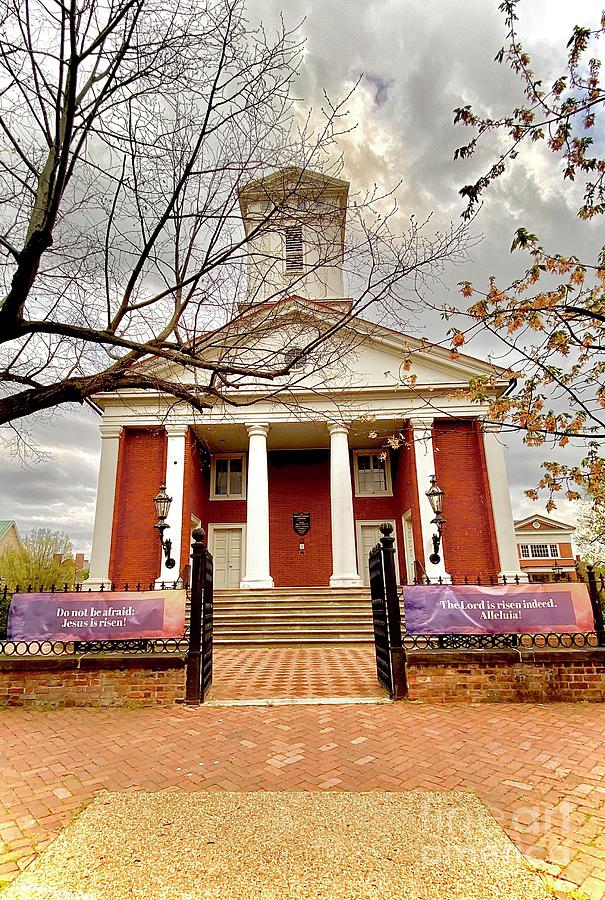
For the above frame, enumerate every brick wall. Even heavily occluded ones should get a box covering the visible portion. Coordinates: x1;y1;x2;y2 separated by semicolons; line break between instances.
406;649;605;702
268;450;332;586
392;430;424;579
0;655;186;708
352;449;404;582
109;428;167;586
433;421;499;581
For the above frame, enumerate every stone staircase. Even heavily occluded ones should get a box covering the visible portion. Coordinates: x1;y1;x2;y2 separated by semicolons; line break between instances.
210;587;374;646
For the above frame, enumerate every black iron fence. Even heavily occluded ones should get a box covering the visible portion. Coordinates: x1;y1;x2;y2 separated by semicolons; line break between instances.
0;580;190;652
0;530;214;704
402;563;605;650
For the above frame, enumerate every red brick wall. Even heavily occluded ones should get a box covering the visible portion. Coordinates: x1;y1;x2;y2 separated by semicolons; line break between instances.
268;450;332;586
392;428;425;580
109;428;167;587
407;649;605;703
352;449;405;582
433;421;499;581
0;656;186;708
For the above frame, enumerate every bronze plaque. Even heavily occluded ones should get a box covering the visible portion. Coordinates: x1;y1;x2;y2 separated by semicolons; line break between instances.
292;513;311;536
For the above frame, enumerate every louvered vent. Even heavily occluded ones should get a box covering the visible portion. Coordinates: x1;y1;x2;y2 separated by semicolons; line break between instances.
284;225;304;272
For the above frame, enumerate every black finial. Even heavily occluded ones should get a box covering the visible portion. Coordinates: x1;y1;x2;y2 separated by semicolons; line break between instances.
192;527;206;544
379;522;394;537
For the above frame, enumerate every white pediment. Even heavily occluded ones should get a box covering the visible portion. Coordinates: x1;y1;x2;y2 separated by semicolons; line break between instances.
133;299;506;397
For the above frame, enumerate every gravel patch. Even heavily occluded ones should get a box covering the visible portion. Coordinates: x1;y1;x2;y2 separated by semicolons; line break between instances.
4;790;552;899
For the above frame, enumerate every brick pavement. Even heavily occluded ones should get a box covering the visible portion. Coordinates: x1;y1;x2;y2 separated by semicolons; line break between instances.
209;647;386;700
1;702;605;898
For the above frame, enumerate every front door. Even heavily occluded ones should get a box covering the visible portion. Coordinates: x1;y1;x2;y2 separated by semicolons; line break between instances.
356;520;399;586
211;526;243;589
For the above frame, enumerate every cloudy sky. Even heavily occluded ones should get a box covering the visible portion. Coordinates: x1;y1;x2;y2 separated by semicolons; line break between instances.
1;0;601;551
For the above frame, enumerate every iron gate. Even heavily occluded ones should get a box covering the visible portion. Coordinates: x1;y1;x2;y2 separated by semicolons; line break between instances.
368;523;407;699
185;527;213;703
369;543;392;693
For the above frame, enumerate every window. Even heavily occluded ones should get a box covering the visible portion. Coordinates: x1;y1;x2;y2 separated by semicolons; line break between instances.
284;225;304;273
282;347;306;370
520;543;560;559
354;451;392;496
210;455;246;500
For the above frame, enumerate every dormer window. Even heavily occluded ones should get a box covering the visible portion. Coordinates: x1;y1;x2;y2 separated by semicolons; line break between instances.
284;225;304;273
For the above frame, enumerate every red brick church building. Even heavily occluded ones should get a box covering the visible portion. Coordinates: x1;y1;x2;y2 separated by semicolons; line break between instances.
84;169;525;592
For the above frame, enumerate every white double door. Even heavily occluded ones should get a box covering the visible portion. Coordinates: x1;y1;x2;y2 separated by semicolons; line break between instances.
356;520;399;586
210;525;244;589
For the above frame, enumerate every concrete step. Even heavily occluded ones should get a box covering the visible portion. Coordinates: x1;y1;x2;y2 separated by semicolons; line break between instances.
191;587;376;646
214;614;372;624
215;637;375;646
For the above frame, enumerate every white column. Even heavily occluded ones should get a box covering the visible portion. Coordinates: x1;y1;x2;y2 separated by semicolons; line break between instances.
84;424;122;590
328;423;362;587
240;423;274;589
410;418;451;583
156;424;188;586
482;428;528;581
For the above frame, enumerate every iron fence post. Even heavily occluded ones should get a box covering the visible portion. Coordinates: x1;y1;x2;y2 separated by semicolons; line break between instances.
185;527;206;704
380;522;408;699
587;564;605;647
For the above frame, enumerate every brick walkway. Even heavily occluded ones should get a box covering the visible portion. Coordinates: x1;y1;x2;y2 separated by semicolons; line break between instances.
209;647;386;700
1;704;605;896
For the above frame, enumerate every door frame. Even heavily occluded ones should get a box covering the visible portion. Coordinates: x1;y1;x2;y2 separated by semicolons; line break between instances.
356;519;400;586
401;509;416;584
207;523;246;589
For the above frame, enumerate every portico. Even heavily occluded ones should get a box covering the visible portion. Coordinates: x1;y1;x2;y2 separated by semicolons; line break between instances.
84;399;525;592
82;166;528;597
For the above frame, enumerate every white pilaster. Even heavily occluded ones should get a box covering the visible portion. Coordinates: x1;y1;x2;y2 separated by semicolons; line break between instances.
410;418;451;583
328;423;362;587
240;424;274;589
84;424;123;590
156;424;188;586
482;428;528;581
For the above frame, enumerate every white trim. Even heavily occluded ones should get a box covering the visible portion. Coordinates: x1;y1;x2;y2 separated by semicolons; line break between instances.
84;424;123;590
328;423;362;587
353;450;393;497
409;418;450;583
482;429;528;582
156;425;187;587
208;523;246;589
210;453;247;500
402;509;415;584
355;519;399;587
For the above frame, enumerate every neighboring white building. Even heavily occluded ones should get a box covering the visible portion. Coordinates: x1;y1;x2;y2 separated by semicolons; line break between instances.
515;514;577;582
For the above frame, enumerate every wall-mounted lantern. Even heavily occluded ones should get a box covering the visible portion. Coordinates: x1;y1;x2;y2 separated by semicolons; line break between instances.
153;483;176;569
426;475;446;565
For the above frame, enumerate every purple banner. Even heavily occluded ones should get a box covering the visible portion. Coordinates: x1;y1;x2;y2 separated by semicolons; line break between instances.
402;583;594;634
7;591;187;641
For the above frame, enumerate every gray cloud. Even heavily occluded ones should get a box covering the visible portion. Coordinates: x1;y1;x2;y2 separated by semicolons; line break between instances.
1;0;599;545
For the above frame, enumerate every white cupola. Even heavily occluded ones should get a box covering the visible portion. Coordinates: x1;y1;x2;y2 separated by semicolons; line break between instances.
238;167;349;306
